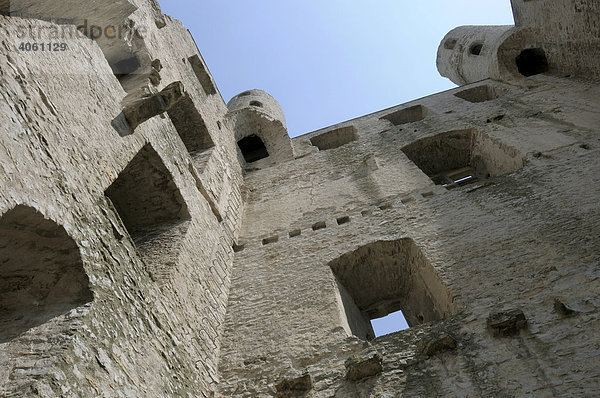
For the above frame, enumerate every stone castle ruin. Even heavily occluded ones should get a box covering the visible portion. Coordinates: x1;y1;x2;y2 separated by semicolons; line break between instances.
0;0;599;396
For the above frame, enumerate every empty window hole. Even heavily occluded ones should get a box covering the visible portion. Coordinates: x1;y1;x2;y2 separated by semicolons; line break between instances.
469;43;483;56
0;206;93;343
330;239;456;341
233;244;245;253
188;54;217;95
516;48;549;77
289;229;301;238
401;129;524;190
238;135;269;163
312;222;326;231
454;85;505;103
310;126;358;151
378;203;392;211
249;101;263;108
381;105;429;126
444;38;457;50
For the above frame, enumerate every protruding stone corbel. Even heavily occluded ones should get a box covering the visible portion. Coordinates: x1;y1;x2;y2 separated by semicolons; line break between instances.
487;309;527;337
123;81;184;130
345;350;383;382
275;373;312;398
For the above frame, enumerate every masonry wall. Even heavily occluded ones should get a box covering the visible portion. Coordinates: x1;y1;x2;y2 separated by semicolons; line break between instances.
0;1;244;396
1;0;599;397
218;75;600;396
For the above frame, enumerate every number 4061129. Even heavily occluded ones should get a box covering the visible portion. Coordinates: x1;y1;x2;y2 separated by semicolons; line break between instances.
18;42;68;52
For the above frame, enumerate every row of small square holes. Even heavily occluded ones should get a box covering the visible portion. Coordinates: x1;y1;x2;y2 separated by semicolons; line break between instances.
234;190;437;251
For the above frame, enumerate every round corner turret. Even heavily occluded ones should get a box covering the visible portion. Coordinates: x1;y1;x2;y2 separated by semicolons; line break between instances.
436;25;515;85
227;89;294;169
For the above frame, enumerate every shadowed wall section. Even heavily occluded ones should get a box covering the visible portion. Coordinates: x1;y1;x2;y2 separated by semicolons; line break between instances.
105;144;191;283
0;205;92;343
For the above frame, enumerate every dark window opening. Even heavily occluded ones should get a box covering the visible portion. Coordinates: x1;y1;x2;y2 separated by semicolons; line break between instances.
188;54;217;95
401;129;524;190
0;206;93;343
289;229;302;238
330;239;456;341
380;105;429;126
167;94;215;162
105;144;191;282
238;135;269;163
454;85;506;103
105;30;156;95
444;38;457;50
112;56;142;79
249;101;263;108
516;48;549;77
469;43;483;56
310;126;359;151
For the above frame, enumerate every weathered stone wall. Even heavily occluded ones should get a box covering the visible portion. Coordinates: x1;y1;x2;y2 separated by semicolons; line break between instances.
218;75;600;396
438;0;600;85
0;1;244;395
0;0;599;397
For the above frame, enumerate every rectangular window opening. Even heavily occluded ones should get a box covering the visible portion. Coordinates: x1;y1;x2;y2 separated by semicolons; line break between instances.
188;54;217;95
453;85;506;103
402;129;524;190
380;105;430;126
330;239;457;341
310;126;358;151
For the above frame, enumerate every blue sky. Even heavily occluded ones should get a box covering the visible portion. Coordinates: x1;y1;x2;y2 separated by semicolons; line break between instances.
161;1;514;138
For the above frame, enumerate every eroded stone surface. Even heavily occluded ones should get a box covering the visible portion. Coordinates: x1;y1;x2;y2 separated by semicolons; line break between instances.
0;1;599;397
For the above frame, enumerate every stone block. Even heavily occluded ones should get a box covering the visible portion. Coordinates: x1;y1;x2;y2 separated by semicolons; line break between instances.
487;309;528;337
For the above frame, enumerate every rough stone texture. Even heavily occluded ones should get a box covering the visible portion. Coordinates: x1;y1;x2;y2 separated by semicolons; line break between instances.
0;2;242;396
438;0;600;85
0;0;599;397
345;350;383;381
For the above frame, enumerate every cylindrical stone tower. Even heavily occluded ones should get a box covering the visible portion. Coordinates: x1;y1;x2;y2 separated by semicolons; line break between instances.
436;25;514;85
227;89;294;168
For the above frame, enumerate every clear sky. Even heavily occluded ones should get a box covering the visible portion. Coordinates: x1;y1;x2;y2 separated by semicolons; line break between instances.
161;1;514;138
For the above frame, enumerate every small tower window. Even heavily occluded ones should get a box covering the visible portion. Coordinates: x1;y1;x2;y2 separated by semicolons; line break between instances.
444;38;457;50
249;101;263;108
516;48;549;77
469;43;483;56
238;135;269;163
